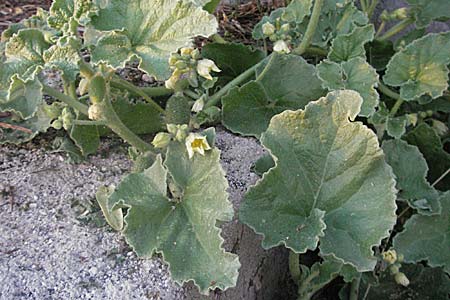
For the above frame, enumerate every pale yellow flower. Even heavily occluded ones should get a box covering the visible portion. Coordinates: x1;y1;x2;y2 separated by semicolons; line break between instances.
273;40;290;54
185;133;211;159
382;249;397;265
191;97;205;113
262;22;275;36
197;59;221;80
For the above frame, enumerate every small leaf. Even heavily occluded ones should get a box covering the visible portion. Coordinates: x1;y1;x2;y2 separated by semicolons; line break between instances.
328;24;375;62
96;186;123;231
240;90;397;271
382;139;441;215
384;32;450;101
86;0;217;79
404;123;450;190
394;192;450;274
252;154;275;176
70;113;100;156
43;37;81;82
222;54;324;137
317;57;379;117
48;0;99;32
0;104;52;144
1;75;43;119
281;0;313;23
385;116;406;139
406;0;450;28
104;145;239;294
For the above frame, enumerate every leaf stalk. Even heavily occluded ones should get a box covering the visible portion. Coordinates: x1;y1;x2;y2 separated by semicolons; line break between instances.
293;0;324;56
42;84;89;116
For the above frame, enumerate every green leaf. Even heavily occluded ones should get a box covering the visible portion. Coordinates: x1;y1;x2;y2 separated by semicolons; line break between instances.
384;32;450;101
222;53;324;137
48;0;99;32
382;139;441;215
3;28;50;82
201;43;265;86
0;75;43;119
385;116;406;139
43;37;81;82
297;2;368;48
252;154;275;177
164;93;191;125
239;90;397;271
96;186;123;231
394;192;450;274
328;24;375;62
104;144;239;293
86;0;217;79
404;123;450;190
70;113;100;156
317;58;379;117
406;0;450;28
0;104;52;144
281;0;313;23
359;264;450;300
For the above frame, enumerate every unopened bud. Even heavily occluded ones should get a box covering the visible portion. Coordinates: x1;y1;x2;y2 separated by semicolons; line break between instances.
382;249;397;265
394;272;410;287
262;22;276;36
88;103;102;120
152;132;172;148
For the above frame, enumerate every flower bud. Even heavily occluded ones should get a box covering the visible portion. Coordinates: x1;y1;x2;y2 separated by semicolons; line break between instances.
280;23;290;32
262;22;276;36
273;40;291;54
180;47;194;56
51;119;63;130
393;7;409;20
191;96;205;113
389;264;400;275
432;119;448;136
382;249;397;265
191;49;201;60
394;272;410;287
152;132;172;148
175;60;188;70
88;103;102;120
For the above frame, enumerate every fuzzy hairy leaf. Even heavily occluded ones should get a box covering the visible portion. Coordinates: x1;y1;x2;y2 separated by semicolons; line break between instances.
48;0;99;32
404;123;450;190
317;58;379;117
382;139;440;215
328;24;375;62
86;0;217;79
104;143;239;294
222;54;324;137
384;32;450;101
70;113;100;156
43;37;81;82
394;192;450;274
0;104;52;144
0;75;43;119
240;90;397;271
406;0;450;28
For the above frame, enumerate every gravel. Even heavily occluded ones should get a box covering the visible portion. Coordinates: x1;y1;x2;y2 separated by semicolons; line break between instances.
0;128;270;300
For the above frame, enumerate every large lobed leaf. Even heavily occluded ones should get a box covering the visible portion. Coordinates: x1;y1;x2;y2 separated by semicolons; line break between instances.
239;90;397;271
222;53;324;137
394;192;450;274
406;0;450;28
86;0;218;79
382;139;440;215
101;138;239;294
317;57;379;117
384;32;450;101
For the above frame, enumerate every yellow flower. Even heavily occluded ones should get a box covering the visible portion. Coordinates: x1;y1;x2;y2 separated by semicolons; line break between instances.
185;133;211;159
382;249;397;265
197;59;221;80
191;96;205;113
262;22;275;36
180;47;194;56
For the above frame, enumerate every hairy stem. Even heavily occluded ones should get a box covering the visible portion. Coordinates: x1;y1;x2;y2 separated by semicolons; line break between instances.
110;77;165;114
184;89;201;99
377;18;414;41
140;86;173;97
367;0;379;19
360;0;368;12
390;98;404;117
72;120;107;126
42;84;89;116
349;277;361;300
297;270;320;300
100;91;156;155
289;251;301;283
378;82;400;100
293;0;324;55
205;61;261;108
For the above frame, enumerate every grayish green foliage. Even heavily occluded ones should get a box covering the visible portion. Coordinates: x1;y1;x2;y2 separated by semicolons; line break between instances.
406;0;450;28
394;192;450;274
222;53;324;137
328;24;375;62
86;0;217;79
101;141;240;294
240;90;397;271
317;57;379;117
382;139;441;215
384;32;450;101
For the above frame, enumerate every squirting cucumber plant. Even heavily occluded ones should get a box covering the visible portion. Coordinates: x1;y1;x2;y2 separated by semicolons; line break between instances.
0;0;449;298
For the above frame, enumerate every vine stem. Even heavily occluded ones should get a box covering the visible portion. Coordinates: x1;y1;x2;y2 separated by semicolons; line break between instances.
432;168;450;187
99;89;157;155
377;18;414;41
42;84;89;116
360;0;368;12
377;83;404;117
389;98;404;117
293;0;324;56
140;86;173;97
289;251;301;283
349;277;361;300
297;270;320;300
375;20;386;38
205;61;261;108
110;77;165;114
72;120;107;126
367;0;379;19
